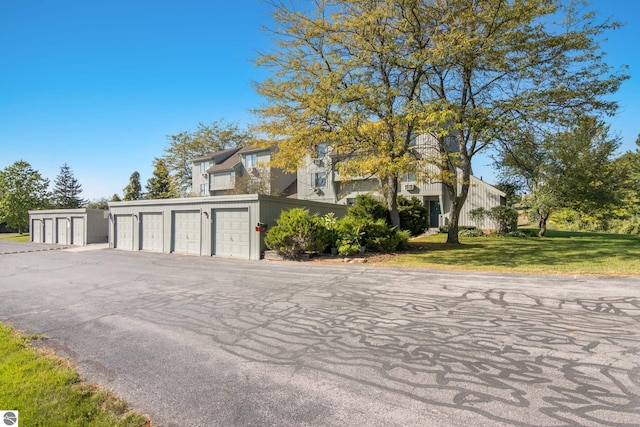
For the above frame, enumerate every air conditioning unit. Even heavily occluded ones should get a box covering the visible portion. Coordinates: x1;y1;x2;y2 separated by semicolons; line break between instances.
404;184;416;191
312;187;322;194
201;173;208;178
313;158;323;166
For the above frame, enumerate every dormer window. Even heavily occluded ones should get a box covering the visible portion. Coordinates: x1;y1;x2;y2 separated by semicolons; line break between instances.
245;153;257;168
200;161;209;174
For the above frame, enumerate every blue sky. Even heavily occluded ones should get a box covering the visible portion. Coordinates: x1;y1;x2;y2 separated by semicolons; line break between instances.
1;0;638;200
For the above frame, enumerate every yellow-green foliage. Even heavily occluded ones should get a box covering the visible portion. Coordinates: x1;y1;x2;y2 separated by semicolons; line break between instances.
255;0;626;240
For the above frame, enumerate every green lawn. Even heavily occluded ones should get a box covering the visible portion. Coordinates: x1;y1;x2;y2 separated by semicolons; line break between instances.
0;233;30;242
384;229;640;276
0;324;150;427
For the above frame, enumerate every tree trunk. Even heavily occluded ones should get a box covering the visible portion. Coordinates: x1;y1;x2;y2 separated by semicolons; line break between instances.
446;202;460;244
538;215;548;237
444;152;472;244
385;174;400;228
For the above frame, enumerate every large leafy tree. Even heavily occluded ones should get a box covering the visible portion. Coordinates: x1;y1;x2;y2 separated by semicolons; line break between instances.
497;116;622;236
52;163;87;208
161;121;255;195
123;171;142;201
0;160;51;233
146;158;177;199
613;135;640;218
255;0;627;243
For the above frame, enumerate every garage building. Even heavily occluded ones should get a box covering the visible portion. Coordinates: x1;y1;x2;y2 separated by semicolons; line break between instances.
29;209;109;246
108;194;348;260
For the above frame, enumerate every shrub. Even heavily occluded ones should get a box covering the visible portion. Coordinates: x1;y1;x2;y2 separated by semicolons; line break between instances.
264;208;331;259
467;205;518;233
468;207;488;228
334;214;409;255
359;218;409;252
347;194;389;222
517;228;539;237
337;240;361;256
503;230;529;238
321;212;340;247
458;228;485;237
398;196;430;236
334;216;366;256
616;217;640;235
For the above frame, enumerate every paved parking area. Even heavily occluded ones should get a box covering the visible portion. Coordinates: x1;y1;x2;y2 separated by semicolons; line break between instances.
0;244;639;426
0;240;67;254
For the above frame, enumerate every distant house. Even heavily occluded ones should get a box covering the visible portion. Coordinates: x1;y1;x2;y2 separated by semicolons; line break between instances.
191;146;297;197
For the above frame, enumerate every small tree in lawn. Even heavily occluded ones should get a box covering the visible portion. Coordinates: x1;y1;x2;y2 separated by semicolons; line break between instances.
0;160;50;233
123;171;142;201
497;116;621;237
52;163;87;208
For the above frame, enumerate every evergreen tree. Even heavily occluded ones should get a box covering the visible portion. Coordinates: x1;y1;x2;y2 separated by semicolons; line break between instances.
123;171;142;201
52;163;87;208
146;158;177;199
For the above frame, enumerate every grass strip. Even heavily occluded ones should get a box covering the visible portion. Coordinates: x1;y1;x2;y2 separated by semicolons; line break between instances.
0;234;30;242
0;324;150;427
385;229;640;276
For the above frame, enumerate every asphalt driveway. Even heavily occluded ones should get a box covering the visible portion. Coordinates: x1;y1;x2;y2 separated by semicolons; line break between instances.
0;242;639;426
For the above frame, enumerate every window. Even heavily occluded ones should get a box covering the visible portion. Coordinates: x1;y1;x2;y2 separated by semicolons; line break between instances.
245;153;257;168
311;172;327;188
402;172;416;182
200;161;209;174
316;142;328;159
200;183;208;195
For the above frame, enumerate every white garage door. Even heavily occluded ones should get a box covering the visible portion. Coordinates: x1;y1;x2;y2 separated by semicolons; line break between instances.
32;219;42;243
114;215;134;250
71;217;85;245
213;208;249;258
140;213;163;252
44;219;54;243
56;218;68;244
172;211;201;255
